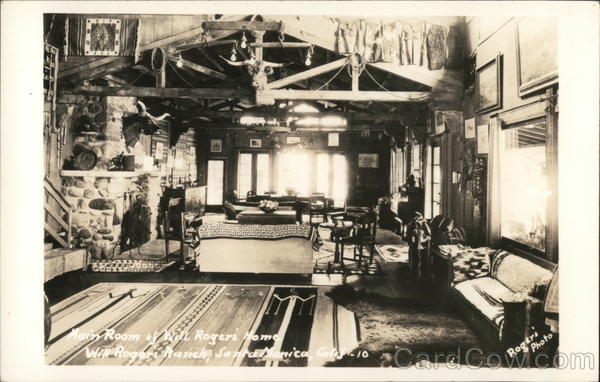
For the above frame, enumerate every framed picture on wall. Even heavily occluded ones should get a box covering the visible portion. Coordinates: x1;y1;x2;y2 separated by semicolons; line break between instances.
465;118;476;139
328;132;339;147
358;153;378;168
475;54;502;114
515;17;558;97
249;138;262;148
210;139;222;153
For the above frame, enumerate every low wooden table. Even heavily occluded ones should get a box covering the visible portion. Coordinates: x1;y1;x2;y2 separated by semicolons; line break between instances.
237;210;297;225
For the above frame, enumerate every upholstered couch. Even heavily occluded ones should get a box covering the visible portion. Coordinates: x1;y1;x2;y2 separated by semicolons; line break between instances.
194;223;317;274
223;200;307;222
449;249;556;348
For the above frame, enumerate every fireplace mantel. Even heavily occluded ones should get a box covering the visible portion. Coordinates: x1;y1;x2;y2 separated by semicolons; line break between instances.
61;170;165;178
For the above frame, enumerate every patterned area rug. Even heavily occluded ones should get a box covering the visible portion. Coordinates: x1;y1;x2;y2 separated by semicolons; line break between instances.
89;259;175;273
322;285;489;367
45;283;358;367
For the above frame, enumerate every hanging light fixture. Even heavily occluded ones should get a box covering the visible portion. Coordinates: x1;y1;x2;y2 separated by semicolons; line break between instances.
176;53;184;68
240;31;247;49
304;45;313;66
230;44;237;62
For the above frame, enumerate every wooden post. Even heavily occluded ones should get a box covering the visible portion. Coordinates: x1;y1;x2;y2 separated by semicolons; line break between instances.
252;30;265;62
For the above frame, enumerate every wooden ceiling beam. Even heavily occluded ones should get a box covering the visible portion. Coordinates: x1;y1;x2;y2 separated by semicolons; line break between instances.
249;42;312;48
168;55;231;80
202;21;282;31
102;74;129;87
258;89;432;102
266;58;348;90
61;85;250;99
182;110;410;122
132;65;155;76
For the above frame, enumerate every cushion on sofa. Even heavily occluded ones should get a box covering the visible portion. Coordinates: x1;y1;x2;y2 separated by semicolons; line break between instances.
490;250;554;295
450;248;492;284
454;277;519;328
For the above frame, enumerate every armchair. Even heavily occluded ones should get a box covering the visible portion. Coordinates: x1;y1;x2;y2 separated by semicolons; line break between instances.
341;209;378;264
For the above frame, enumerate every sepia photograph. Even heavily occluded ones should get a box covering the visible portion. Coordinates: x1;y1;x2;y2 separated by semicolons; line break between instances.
1;1;599;381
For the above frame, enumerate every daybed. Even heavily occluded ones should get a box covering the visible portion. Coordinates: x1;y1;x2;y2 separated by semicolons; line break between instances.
442;246;557;349
194;223;319;274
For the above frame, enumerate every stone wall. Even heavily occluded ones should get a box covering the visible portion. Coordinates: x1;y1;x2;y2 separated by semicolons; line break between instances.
62;174;162;259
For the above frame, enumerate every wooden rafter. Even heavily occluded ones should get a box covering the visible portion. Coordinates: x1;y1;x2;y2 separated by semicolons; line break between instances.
103;74;129;86
259;89;432;102
62;85;250;99
202;21;282;31
178;110;411;123
168;55;230;80
266;58;348;90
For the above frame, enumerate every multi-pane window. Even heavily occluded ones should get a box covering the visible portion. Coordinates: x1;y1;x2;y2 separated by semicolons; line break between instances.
256;153;270;195
206;160;224;205
237;153;253;198
500;118;548;251
278;152;310;196
237;152;271;198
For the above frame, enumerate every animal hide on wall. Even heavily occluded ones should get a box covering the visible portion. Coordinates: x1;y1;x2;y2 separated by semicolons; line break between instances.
336;19;451;69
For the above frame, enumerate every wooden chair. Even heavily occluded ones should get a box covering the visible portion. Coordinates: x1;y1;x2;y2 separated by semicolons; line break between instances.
308;192;327;225
341;209;378;264
164;198;202;268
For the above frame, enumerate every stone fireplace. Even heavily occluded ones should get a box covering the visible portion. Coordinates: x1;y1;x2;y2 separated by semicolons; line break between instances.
61;172;162;259
58;95;163;259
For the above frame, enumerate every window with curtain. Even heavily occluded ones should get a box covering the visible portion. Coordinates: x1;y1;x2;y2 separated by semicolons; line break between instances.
500;118;548;252
431;145;442;217
331;153;348;207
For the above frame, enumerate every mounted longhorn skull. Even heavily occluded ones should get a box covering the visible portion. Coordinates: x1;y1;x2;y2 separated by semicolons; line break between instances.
220;56;290;92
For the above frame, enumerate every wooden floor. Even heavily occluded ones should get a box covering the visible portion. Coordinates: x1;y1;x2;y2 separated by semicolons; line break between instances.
46;283;358;367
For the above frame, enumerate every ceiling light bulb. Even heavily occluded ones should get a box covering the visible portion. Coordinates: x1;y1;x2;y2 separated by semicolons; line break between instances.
176;54;183;68
240;32;247;49
230;46;237;62
305;48;312;66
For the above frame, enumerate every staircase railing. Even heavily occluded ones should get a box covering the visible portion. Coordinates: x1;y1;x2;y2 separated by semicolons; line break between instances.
44;177;74;248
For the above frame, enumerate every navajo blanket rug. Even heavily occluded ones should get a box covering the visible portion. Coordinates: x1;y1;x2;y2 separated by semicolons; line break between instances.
65;18;140;59
45;283;358;367
197;223;322;251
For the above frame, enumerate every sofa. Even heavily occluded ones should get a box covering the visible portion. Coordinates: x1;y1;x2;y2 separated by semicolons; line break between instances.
447;248;557;349
193;223;318;274
223;200;308;222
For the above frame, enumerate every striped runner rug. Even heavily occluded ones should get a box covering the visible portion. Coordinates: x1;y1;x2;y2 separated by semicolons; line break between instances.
45;283;359;367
